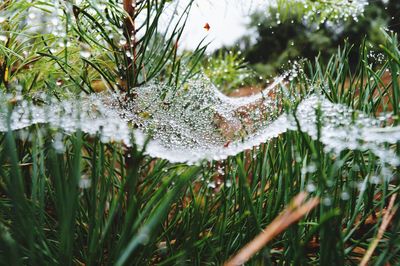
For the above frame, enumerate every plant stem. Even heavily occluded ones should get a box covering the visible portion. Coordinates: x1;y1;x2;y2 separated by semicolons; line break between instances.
123;0;137;92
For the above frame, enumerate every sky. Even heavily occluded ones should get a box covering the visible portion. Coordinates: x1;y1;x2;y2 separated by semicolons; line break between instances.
164;0;370;51
170;0;268;51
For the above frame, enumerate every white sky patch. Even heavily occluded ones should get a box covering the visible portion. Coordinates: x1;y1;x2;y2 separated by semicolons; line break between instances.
170;0;268;51
161;0;370;51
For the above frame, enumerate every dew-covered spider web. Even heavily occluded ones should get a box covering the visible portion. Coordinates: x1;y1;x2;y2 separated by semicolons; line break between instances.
1;76;400;167
2;0;392;165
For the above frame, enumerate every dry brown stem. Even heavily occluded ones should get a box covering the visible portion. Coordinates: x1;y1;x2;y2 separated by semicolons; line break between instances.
360;193;398;266
224;192;319;266
123;0;137;90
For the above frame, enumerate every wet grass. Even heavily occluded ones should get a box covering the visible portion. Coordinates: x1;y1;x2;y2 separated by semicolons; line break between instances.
1;36;400;265
1;1;400;265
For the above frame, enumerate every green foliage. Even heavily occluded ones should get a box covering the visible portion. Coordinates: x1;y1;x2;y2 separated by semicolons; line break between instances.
237;0;397;77
1;32;400;265
275;0;367;24
1;1;400;265
202;50;255;93
0;0;205;96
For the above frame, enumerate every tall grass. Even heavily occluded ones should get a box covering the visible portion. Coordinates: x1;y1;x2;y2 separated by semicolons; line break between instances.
1;1;400;265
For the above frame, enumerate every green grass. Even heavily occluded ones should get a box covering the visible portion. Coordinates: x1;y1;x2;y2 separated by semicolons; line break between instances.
1;1;400;265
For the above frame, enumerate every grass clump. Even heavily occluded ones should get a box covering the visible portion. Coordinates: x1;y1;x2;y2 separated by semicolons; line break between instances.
1;1;400;265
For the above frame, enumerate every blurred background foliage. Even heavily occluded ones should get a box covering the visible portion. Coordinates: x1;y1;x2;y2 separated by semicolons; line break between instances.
201;50;254;93
203;0;400;92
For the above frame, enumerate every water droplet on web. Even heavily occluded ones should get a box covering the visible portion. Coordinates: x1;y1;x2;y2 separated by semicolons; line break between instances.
340;191;350;201
79;176;92;189
370;175;381;185
52;133;65;153
207;181;216;189
125;51;133;58
217;166;225;175
80;50;91;59
357;181;367;192
322;197;332;206
119;39;127;46
306;183;316;193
